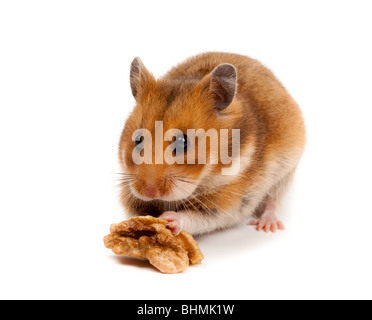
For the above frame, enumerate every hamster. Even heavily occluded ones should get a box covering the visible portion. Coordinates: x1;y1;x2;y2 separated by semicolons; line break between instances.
118;52;305;235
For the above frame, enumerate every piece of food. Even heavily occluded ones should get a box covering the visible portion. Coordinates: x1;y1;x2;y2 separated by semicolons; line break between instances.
103;216;204;274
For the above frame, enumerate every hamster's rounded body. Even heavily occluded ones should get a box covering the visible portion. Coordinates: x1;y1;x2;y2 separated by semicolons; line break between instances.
119;52;305;235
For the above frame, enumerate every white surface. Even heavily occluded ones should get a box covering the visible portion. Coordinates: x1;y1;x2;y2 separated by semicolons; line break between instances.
1;0;371;300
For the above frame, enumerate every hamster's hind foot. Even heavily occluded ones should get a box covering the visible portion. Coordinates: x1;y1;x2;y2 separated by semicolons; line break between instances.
248;199;285;233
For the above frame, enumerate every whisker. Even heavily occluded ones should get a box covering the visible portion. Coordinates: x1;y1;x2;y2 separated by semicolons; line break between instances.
175;175;247;198
173;180;216;216
196;193;235;218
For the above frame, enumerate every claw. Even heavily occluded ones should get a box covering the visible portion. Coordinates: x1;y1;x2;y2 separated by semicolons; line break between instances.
159;211;181;235
248;210;285;233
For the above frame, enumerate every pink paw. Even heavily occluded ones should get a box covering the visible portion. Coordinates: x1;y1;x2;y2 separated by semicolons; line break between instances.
249;217;285;233
159;211;181;235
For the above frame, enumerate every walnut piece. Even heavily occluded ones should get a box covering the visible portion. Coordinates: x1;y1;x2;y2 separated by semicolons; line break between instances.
103;216;204;274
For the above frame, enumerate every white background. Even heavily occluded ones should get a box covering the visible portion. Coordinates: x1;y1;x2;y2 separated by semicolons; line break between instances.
1;1;371;300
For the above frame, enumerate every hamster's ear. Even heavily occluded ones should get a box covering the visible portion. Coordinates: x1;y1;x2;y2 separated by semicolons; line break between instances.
206;64;237;110
130;57;154;100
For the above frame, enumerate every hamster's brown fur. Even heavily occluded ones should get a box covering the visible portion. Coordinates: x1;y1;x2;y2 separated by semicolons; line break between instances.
119;52;305;235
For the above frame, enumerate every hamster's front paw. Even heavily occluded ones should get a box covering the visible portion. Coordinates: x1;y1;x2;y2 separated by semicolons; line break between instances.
159;211;181;235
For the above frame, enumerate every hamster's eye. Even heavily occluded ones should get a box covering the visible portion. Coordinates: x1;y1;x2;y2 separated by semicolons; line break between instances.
174;134;189;154
134;134;144;148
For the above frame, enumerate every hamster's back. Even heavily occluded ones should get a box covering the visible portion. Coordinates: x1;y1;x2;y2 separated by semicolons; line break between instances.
164;52;306;156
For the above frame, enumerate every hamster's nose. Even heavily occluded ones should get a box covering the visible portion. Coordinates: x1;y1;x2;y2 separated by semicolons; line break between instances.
143;183;160;199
